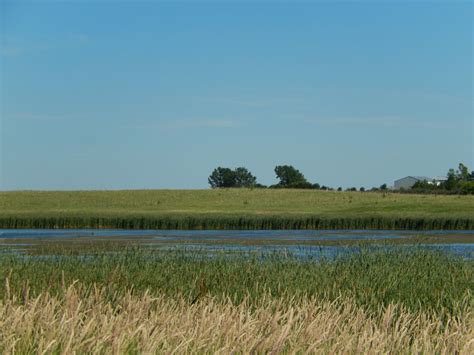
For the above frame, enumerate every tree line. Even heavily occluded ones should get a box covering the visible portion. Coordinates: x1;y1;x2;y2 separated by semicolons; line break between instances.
208;163;474;194
208;165;388;191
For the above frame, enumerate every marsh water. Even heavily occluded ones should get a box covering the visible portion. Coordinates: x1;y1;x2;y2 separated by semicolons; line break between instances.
1;229;474;259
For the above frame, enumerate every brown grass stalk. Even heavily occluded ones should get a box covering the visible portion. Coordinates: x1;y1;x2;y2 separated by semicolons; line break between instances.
0;284;472;354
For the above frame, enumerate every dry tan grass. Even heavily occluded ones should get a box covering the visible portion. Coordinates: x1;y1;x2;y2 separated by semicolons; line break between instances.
1;284;473;354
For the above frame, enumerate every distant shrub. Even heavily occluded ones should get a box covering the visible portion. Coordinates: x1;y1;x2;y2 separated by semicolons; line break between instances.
287;181;314;189
460;181;474;195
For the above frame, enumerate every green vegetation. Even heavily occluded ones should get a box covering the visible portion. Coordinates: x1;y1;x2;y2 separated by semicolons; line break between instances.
411;163;474;194
207;162;474;193
272;165;313;188
2;243;473;352
0;251;474;354
1;189;473;229
208;167;258;188
2;246;473;352
2;247;472;317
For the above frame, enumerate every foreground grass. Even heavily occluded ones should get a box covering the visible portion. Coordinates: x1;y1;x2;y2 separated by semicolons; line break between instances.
2;248;473;316
1;286;472;353
1;189;474;229
1;248;473;353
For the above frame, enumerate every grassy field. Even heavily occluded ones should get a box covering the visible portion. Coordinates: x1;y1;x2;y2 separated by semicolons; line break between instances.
1;248;473;353
1;189;473;229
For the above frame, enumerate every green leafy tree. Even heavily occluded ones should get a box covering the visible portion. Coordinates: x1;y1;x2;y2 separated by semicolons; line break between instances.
445;168;458;190
457;163;469;181
208;167;237;188
442;163;471;191
208;167;257;188
274;165;309;187
234;167;257;188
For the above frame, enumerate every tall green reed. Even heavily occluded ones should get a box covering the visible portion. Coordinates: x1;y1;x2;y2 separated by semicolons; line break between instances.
1;247;472;318
1;215;473;230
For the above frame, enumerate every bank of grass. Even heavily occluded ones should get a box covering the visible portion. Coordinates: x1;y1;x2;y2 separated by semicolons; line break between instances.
1;248;473;353
1;189;473;229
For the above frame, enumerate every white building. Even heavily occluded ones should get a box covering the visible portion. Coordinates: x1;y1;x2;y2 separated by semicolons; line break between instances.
394;176;446;190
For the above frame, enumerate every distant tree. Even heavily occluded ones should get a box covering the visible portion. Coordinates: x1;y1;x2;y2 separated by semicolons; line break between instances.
208;167;258;188
360;187;365;192
208;167;236;188
312;183;321;190
379;183;388;191
405;162;473;195
346;187;357;192
441;163;471;191
457;163;470;181
233;167;257;188
274;165;308;188
320;185;328;191
337;187;342;191
445;168;458;190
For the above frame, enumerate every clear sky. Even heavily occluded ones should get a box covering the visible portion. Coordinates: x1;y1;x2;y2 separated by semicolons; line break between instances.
1;0;472;190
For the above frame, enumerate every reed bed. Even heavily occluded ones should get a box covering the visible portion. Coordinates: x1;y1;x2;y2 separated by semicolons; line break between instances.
1;248;473;353
2;214;473;230
1;189;473;229
1;248;473;317
1;284;472;354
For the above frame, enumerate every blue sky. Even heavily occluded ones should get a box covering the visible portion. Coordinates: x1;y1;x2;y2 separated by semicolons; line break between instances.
1;0;472;190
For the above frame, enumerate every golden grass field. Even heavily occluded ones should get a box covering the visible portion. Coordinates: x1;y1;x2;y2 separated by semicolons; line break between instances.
1;283;472;354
